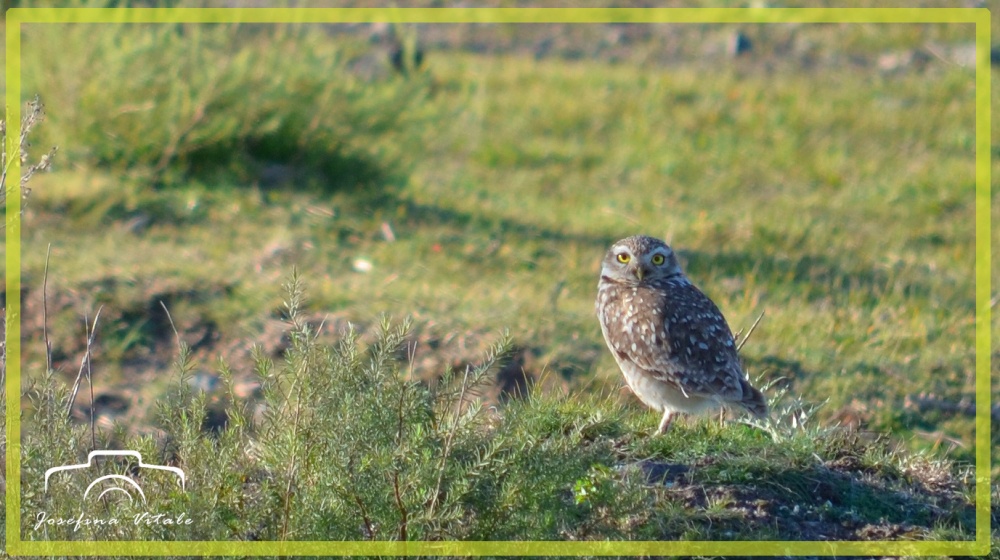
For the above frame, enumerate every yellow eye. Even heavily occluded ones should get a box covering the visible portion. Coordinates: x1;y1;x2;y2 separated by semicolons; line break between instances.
651;254;665;265
616;253;630;264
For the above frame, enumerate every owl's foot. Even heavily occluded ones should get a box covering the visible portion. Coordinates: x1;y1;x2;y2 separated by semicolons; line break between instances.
655;410;676;435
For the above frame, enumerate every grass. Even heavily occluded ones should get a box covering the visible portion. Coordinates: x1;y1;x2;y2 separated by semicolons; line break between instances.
12;278;982;545
0;2;995;553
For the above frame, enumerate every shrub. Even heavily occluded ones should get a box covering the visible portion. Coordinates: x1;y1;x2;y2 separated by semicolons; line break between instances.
22;18;433;188
17;274;649;542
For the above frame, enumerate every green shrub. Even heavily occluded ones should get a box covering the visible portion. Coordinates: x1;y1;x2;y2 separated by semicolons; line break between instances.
16;274;646;542
22;18;433;188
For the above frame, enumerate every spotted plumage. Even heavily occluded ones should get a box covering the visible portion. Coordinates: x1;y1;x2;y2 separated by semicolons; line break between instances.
596;235;767;434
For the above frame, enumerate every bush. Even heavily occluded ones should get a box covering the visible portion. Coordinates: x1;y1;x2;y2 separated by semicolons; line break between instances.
17;274;650;542
22;18;433;188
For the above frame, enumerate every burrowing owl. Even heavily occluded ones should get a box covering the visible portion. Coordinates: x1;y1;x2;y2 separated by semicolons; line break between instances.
596;235;767;434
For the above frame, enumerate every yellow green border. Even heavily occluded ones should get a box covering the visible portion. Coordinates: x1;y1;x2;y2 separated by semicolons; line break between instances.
4;6;991;557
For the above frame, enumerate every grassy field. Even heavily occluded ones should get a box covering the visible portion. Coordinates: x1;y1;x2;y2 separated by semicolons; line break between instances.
0;2;997;553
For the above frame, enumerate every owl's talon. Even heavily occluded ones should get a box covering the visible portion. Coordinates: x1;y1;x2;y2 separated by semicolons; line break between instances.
655;410;675;435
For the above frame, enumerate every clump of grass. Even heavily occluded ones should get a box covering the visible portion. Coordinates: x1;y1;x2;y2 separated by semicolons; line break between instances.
22;20;433;189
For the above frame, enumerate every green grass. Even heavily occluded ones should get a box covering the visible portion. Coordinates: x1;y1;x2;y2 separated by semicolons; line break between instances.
22;29;982;453
0;6;995;551
12;279;981;546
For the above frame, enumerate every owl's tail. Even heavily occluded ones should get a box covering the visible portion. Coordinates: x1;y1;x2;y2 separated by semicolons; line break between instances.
738;379;768;419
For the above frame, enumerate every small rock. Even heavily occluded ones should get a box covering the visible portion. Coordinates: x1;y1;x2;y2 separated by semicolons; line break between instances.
353;258;373;273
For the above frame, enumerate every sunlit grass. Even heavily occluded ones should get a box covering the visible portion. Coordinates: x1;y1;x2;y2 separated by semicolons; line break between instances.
17;23;983;453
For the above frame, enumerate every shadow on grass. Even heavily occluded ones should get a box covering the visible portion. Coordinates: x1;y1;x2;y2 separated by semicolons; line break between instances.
177;138;393;199
391;196;952;313
393;197;617;248
679;246;960;310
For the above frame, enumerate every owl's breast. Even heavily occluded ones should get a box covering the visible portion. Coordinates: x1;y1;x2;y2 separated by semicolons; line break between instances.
596;283;673;367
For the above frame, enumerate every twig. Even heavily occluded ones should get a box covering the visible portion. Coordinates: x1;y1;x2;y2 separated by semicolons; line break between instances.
280;322;308;542
65;307;103;425
393;379;409;541
393;470;408;541
333;456;377;539
159;301;182;349
913;429;966;450
42;244;52;372
279;460;298;541
1;309;7;393
86;312;97;450
1;117;7;200
922;42;955;67
428;365;470;518
736;311;765;352
353;494;376;540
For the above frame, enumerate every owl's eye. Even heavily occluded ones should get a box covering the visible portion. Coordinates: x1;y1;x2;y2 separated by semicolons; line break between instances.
651;254;665;265
616;252;631;264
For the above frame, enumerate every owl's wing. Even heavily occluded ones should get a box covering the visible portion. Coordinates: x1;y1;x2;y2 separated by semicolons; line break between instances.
630;281;748;402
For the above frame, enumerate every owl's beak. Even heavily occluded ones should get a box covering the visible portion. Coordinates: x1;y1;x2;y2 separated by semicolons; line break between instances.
634;265;647;281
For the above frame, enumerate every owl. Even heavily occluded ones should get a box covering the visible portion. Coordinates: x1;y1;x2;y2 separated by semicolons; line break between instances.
595;235;767;434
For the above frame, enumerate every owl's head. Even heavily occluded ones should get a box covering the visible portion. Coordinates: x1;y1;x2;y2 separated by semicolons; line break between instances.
600;235;683;285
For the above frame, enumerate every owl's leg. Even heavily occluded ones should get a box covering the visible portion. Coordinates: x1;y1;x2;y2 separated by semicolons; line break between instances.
655;410;675;435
